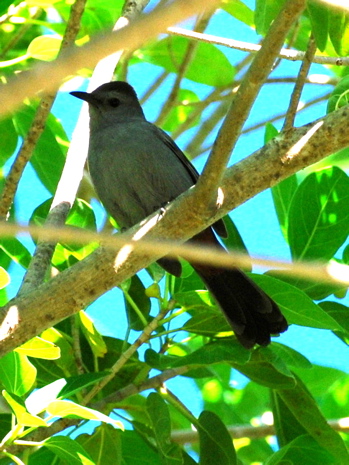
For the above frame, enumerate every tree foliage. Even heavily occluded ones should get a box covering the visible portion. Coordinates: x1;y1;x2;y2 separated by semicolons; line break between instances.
0;0;348;464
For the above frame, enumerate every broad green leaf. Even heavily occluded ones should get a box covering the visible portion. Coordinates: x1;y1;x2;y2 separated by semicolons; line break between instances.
183;309;232;336
164;339;250;367
137;36;235;86
39;327;73;371
307;0;329;52
221;215;250;271
221;0;254;26
292;364;346;398
252;274;343;330
174;289;215;310
13;105;67;194
0;117;18;163
267;269;346;301
233;346;295;388
271;343;312;370
79;310;107;358
327;75;349;113
162;89;200;133
0;237;32;269
77;424;122;465
27;35;62;61
271;174;298;240
255;0;287;35
44;436;94;465
319;300;349;334
47;400;123;428
16;337;60;360
57;371;111;399
198;411;237;465
0;352;36;396
287;167;349;261
277;375;349;463
266;434;337;465
2;391;47;427
329;7;348;55
146;393;182;464
121;430;162;465
123;274;151;330
271;390;308;448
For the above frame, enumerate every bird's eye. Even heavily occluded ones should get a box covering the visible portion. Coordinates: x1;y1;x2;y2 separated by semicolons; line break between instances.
108;97;120;107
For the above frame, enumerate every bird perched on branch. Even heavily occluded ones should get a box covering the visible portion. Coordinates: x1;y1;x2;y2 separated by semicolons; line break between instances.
70;81;288;348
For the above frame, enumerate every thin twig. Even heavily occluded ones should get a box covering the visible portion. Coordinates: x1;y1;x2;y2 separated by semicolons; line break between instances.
283;35;317;131
155;9;214;127
82;307;170;405
168;26;349;66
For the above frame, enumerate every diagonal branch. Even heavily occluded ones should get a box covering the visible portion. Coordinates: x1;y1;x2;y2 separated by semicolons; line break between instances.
0;103;349;356
195;0;306;208
0;0;220;117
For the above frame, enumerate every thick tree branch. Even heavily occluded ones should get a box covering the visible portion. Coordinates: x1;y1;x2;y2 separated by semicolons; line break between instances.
0;104;348;356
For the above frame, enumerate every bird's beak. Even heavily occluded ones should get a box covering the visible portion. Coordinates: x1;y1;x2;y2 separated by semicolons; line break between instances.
70;91;98;106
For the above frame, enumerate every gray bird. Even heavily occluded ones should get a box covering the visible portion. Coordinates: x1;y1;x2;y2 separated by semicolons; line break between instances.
70;81;288;348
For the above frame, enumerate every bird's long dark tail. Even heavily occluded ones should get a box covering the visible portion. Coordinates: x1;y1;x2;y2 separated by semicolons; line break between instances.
189;229;288;349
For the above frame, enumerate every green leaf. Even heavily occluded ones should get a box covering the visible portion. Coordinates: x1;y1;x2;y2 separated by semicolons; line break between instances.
27;35;62;61
329;7;348;55
137;36;235;86
77;424;122;465
327;75;349;113
124;274;151;330
13;105;67;194
47;399;123;428
319;300;349;334
16;337;60;360
307;0;329;52
271;343;312;370
57;371;111;399
221;0;254;26
198;411;237;465
255;0;287;35
266;434;338;465
0;237;32;269
162;89;200;132
168;339;251;367
121;430;162;465
0;351;36;396
2;391;47;427
252;274;343;330
146;393;182;465
0;117;18;163
271;390;308;448
221;215;250;271
78;310;107;358
287;167;349;261
233;346;295;388
277;374;349;463
271;174;298;240
44;436;94;465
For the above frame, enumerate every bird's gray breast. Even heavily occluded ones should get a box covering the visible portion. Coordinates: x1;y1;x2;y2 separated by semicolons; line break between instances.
88;120;194;228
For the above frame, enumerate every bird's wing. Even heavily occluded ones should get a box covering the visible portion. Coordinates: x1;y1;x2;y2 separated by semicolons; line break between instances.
149;123;227;238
